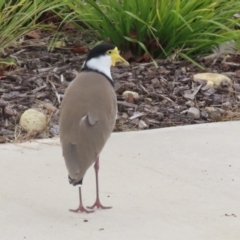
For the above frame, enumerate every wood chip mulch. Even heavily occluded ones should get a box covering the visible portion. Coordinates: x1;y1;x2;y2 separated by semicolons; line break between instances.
1;43;240;143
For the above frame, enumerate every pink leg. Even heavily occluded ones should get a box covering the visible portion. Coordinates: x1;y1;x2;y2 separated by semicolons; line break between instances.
87;157;112;210
69;187;94;213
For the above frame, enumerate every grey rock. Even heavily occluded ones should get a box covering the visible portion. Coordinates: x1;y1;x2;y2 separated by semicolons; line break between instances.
187;107;200;119
222;102;232;110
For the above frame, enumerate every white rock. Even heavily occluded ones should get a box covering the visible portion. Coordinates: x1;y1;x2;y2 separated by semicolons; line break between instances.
222;102;232;110
138;120;148;129
187;107;200;119
20;109;47;133
185;101;194;107
122;91;140;99
193;73;232;87
205;107;216;113
205;107;222;120
145;98;153;104
121;113;128;119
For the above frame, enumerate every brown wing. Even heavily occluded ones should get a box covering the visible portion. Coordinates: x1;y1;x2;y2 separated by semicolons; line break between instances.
59;71;117;184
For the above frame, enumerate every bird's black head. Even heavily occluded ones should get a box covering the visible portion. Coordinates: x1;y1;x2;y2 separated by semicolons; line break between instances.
83;42;129;68
86;43;116;62
81;42;129;85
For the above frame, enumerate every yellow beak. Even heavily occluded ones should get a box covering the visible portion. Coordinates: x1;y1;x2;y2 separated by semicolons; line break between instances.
110;47;129;66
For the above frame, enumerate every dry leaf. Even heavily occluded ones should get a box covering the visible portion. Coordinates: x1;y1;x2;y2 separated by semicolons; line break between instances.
142;52;152;62
70;45;89;54
62;23;76;31
0;68;4;77
54;41;66;48
129;30;137;39
148;39;159;51
0;57;16;70
122;50;133;61
26;30;41;39
135;53;152;62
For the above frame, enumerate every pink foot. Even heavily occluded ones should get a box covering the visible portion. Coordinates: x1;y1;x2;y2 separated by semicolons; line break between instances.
87;200;112;210
69;205;94;213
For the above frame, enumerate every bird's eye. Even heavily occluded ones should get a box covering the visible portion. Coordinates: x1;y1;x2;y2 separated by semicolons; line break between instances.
107;50;112;55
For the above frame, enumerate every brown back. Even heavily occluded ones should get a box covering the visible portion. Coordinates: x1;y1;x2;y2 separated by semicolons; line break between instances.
59;71;117;184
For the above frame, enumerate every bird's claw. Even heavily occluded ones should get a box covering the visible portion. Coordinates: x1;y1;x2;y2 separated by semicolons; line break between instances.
69;205;94;213
87;200;112;210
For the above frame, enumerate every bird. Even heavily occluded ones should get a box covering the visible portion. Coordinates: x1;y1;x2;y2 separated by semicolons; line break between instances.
59;43;129;213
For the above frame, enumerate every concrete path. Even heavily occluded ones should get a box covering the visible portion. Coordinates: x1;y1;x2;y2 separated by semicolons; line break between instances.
1;121;240;240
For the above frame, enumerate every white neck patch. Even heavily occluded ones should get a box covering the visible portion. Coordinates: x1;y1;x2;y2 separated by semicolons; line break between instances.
85;55;113;81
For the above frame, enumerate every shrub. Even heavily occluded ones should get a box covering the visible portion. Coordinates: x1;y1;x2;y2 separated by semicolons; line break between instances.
0;0;64;54
60;0;240;59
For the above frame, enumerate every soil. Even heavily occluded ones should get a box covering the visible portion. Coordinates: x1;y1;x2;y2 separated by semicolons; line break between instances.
1;34;240;143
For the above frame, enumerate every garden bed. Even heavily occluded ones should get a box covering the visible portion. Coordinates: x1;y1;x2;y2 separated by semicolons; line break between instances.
0;35;240;143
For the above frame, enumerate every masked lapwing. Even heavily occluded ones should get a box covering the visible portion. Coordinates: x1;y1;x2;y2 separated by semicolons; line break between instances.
59;43;129;213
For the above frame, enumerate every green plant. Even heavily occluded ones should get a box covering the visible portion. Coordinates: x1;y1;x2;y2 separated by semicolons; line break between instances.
59;0;240;59
0;0;64;54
